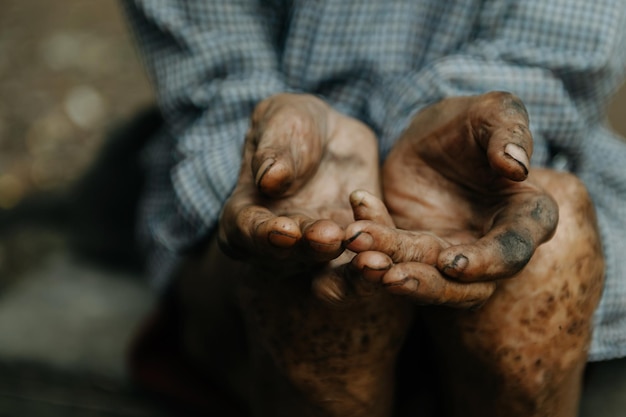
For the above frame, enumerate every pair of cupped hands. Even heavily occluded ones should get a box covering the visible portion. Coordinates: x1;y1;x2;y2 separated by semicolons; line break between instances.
218;92;558;309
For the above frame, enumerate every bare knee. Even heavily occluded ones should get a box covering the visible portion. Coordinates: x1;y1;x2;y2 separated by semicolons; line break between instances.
531;169;597;231
424;170;605;416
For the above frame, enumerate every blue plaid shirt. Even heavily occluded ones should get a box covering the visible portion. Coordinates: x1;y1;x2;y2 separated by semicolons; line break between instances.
122;0;626;361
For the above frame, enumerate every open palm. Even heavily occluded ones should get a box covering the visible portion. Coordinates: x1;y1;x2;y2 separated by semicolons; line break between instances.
383;92;558;282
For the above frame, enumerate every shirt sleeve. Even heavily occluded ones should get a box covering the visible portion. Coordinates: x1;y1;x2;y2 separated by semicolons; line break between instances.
365;0;626;162
122;0;292;251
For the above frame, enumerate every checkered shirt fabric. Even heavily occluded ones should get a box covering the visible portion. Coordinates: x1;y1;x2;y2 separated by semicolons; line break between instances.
121;0;626;361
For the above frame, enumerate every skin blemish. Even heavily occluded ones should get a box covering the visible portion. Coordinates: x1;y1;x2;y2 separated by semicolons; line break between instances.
530;196;558;230
505;94;530;120
497;230;533;271
442;254;468;276
531;201;543;222
451;254;469;271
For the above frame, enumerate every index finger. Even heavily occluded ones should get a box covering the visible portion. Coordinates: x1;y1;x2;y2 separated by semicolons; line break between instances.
382;261;496;309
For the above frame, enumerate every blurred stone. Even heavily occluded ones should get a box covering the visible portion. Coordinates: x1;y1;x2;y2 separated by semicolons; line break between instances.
64;85;105;130
31;156;69;190
25;110;74;157
39;32;83;72
0;173;25;209
78;35;120;75
40;30;121;76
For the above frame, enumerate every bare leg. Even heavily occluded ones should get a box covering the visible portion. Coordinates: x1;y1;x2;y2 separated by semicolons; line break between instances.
348;171;604;416
178;94;414;417
237;265;412;417
176;237;252;407
423;171;604;417
346;93;603;416
234;192;413;417
178;234;413;417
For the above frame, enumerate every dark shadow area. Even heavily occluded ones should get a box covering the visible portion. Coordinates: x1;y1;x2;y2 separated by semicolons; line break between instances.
0;107;161;273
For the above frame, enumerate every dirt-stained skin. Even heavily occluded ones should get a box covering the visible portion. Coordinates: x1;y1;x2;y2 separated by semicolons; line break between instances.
238;272;412;417
177;93;604;417
421;170;604;417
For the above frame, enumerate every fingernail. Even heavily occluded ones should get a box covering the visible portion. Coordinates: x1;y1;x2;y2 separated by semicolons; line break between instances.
504;143;529;175
361;265;390;284
309;240;341;253
344;231;362;245
255;158;275;187
444;254;468;275
268;230;298;248
363;264;392;272
344;232;374;251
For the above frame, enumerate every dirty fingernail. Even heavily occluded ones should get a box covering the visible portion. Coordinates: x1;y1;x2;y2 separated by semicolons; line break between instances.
344;231;362;244
255;158;275;187
345;232;374;251
268;230;298;248
504;143;529;175
445;254;468;274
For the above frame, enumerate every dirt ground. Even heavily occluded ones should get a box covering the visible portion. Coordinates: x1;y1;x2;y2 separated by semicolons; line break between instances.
0;0;153;209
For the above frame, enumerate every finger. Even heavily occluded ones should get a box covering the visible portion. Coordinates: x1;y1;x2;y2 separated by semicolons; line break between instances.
311;258;380;307
250;107;324;198
351;251;393;283
438;192;558;282
487;126;532;182
253;150;296;197
474;92;533;182
381;262;496;309
283;213;345;260
345;221;445;264
349;189;394;226
219;202;302;259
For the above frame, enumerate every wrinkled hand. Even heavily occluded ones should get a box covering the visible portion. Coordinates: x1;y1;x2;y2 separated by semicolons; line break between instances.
347;92;558;308
217;93;381;300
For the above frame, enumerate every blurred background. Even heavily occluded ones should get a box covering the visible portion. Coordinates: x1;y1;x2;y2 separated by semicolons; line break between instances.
0;1;624;416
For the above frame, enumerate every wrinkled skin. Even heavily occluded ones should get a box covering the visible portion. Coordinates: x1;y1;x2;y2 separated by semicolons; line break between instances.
346;92;559;307
177;92;603;417
191;93;412;417
346;92;603;416
217;93;381;301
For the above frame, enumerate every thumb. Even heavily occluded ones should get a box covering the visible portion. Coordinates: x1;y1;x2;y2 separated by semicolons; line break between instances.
249;95;328;197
